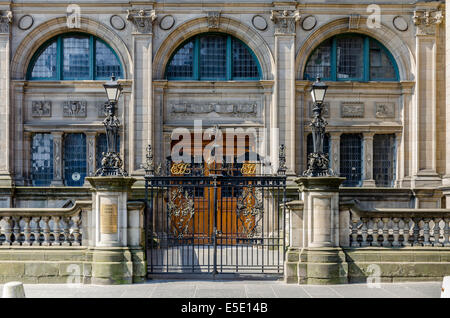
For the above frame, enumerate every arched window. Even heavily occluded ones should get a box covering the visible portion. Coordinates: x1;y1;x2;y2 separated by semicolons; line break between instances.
27;33;123;80
304;34;399;82
166;33;262;80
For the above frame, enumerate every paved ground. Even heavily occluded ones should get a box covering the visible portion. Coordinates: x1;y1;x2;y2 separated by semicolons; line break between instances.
8;280;443;298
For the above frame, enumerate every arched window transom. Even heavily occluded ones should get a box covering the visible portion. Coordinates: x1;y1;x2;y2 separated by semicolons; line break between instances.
27;33;123;80
304;34;398;82
166;33;261;81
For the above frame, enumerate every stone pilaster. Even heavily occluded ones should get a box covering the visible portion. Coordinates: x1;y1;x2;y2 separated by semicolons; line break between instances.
444;0;450;186
0;10;12;186
128;8;156;175
23;132;32;186
412;5;444;187
50;132;63;186
362;132;376;187
285;177;348;284
84;132;97;186
329;132;341;176
271;8;300;175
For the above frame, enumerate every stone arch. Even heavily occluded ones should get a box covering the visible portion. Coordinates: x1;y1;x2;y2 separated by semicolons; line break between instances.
296;17;415;81
11;17;132;80
153;16;275;80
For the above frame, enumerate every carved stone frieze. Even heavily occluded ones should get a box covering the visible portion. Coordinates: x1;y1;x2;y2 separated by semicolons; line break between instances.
169;102;258;118
341;102;364;118
32;101;51;117
127;9;157;34
63;101;87;118
270;9;300;34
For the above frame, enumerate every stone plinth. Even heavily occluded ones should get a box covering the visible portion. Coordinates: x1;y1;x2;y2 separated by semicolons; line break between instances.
86;176;145;285
285;176;348;284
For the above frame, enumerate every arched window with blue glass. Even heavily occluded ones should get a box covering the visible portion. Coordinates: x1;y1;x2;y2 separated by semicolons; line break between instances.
304;34;399;82
165;33;262;80
27;33;123;80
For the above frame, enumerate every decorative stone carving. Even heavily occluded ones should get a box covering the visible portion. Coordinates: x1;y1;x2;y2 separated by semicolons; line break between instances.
341;102;364;118
31;101;51;117
0;11;12;34
375;102;395;118
413;10;443;36
169;102;257;118
127;9;157;34
98;102;108;118
349;14;361;29
301;15;317;31
393;16;408;32
206;11;220;29
270;9;301;34
110;15;126;30
252;15;268;31
309;102;330;118
159;15;175;30
18;14;33;30
63;101;87;118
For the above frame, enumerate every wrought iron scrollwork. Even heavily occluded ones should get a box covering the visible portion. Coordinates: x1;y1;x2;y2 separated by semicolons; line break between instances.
167;186;195;239
236;186;263;238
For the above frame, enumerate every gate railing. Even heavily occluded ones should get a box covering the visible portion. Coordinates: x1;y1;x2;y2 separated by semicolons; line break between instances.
346;201;450;247
0;201;91;246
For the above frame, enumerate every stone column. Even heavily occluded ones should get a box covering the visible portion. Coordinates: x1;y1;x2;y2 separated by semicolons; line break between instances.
329;132;341;176
362;132;376;187
412;5;444;187
271;9;300;175
0;12;12;186
443;0;450;201
285;177;348;285
85;176;145;284
50;132;64;186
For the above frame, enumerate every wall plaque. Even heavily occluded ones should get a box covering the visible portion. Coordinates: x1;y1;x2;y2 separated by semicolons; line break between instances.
101;204;118;234
63;101;87;118
341;102;364;118
375;102;395;118
32;101;51;117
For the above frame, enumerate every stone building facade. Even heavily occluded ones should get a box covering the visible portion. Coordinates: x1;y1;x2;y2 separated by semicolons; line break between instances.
0;0;447;210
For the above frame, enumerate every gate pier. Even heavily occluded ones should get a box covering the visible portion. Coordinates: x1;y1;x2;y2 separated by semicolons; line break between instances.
285;177;348;284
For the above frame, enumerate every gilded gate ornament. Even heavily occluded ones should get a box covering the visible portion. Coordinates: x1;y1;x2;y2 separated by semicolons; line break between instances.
236;186;263;238
167;186;195;239
241;163;256;175
171;163;191;175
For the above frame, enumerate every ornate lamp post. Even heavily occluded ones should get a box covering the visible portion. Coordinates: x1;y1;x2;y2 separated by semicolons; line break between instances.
303;77;335;177
96;75;128;176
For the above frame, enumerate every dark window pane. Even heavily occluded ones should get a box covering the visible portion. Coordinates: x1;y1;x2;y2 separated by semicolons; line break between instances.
63;36;90;79
95;40;122;79
31;133;53;186
340;134;362;187
31;41;57;79
336;37;364;80
64;133;86;186
369;40;396;80
232;38;259;78
199;35;226;79
166;40;194;79
305;39;331;80
373;134;396;187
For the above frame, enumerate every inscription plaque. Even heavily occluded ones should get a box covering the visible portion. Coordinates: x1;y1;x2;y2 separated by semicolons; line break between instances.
101;204;118;234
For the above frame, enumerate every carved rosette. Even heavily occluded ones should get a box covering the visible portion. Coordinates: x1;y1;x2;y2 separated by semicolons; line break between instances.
413;10;443;36
127;9;157;34
270;9;300;34
0;11;12;34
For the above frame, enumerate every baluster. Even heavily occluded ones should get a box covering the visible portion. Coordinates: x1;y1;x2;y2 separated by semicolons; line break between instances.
423;218;432;247
392;218;401;247
22;217;31;246
443;218;450;247
61;217;70;246
53;216;61;246
71;214;81;246
12;217;20;246
31;217;41;246
3;217;12;246
403;218;411;247
361;218;369;247
41;217;50;246
372;218;380;247
382;218;390;247
413;217;421;246
351;218;360;247
433;218;442;247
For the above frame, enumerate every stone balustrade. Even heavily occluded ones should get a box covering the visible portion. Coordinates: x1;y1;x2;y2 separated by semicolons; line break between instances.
349;207;450;247
0;201;91;246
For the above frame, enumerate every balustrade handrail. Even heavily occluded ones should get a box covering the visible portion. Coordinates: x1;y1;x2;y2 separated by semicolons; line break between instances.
0;200;92;217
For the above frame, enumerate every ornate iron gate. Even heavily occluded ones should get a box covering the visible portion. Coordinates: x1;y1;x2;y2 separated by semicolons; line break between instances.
143;146;287;277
